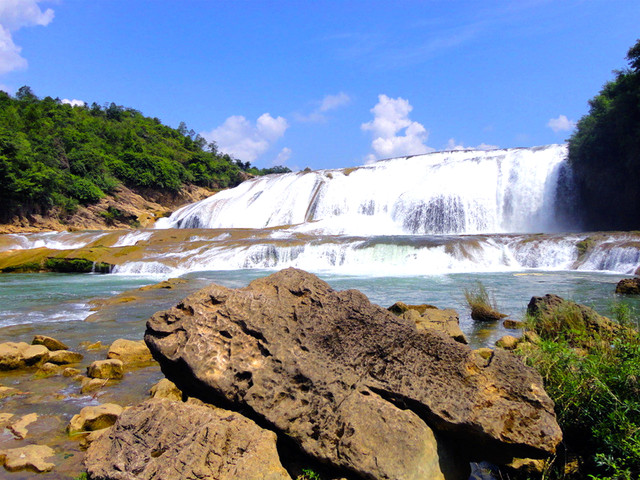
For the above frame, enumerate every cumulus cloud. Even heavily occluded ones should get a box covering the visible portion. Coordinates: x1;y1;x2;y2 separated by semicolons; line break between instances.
446;138;499;151
273;147;292;166
295;92;351;123
61;98;85;107
202;113;289;163
0;0;54;76
547;114;576;133
361;94;433;161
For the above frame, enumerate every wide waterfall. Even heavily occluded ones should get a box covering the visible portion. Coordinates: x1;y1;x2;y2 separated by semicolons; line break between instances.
157;144;575;235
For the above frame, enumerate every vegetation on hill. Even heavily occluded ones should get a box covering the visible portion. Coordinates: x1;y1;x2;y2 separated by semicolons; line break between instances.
568;38;640;230
0;87;290;222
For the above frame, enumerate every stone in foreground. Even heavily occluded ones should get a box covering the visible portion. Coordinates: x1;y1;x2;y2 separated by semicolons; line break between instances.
68;403;123;434
0;342;49;370
0;445;56;473
146;268;561;476
85;398;291;480
87;359;124;379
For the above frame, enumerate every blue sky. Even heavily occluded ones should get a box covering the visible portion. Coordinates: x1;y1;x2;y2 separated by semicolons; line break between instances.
0;1;638;170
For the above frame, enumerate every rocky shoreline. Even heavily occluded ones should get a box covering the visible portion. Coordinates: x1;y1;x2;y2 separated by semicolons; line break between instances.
0;268;573;479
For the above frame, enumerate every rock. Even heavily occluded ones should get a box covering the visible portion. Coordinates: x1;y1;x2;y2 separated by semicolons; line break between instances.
415;307;468;344
0;385;21;399
87;359;124;379
146;268;561;472
79;427;111;450
505;457;545;474
47;349;83;365
0;444;56;473
80;340;104;350
85;398;291;480
388;301;437;315
81;377;110;394
107;338;154;364
495;335;519;350
527;294;619;340
8;413;38;439
615;277;640;295
63;367;81;377
0;342;49;370
503;319;525;329
149;378;182;401
32;334;68;351
470;305;508;322
37;362;60;376
0;413;14;428
68;403;123;434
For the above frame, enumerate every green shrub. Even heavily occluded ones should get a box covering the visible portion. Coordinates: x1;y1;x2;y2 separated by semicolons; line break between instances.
296;468;321;480
463;281;506;321
516;301;640;478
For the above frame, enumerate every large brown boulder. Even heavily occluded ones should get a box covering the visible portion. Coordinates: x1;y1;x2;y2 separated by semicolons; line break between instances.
84;398;291;480
615;277;640;295
145;268;561;476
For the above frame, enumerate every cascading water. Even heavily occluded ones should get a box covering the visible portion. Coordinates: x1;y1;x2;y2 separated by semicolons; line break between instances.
157;144;575;235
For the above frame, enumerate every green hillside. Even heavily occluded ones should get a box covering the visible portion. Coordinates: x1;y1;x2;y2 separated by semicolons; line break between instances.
0;87;289;222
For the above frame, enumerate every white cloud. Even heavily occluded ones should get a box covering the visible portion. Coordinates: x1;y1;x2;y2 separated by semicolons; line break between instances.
361;94;433;161
0;1;54;76
202;113;288;163
446;138;499;151
547;114;576;133
296;92;351;123
273;147;292;166
61;98;85;107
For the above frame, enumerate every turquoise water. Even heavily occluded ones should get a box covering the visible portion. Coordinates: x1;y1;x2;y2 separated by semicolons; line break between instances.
2;269;636;349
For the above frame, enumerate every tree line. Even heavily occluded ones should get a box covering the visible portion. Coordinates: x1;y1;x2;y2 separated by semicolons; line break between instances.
0;87;290;221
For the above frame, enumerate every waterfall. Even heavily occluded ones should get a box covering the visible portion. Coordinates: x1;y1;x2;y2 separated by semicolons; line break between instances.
157;144;574;235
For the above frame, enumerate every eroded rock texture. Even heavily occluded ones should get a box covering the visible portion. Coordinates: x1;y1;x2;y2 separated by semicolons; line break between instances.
85;398;291;480
145;268;561;478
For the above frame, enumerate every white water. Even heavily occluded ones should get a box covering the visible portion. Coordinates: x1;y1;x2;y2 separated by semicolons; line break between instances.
157;144;573;235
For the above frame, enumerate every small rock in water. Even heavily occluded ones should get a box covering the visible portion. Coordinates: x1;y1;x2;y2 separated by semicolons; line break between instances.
107;338;154;365
8;412;38;439
37;362;61;376
0;385;22;399
48;350;84;365
32;334;68;351
63;367;82;377
80;377;110;394
68;403;123;434
87;359;124;380
0;444;56;473
615;277;640;295
0;342;49;370
503;319;525;329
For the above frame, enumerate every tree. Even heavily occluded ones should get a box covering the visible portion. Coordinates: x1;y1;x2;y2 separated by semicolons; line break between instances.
568;39;640;230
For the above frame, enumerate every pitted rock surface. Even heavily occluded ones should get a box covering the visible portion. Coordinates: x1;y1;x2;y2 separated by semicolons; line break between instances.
145;268;561;476
84;398;291;480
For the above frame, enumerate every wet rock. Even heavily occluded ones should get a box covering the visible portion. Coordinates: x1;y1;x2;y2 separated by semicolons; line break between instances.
68;403;123;434
85;398;292;480
63;367;81;377
149;378;182;401
48;349;84;365
80;340;104;350
87;359;124;379
615;277;640;295
8;413;38;439
80;377;110;394
470;306;508;322
503;319;525;329
0;385;21;399
146;268;561;473
0;444;56;473
37;362;61;376
0;413;14;428
32;334;68;351
0;342;49;370
495;335;519;350
107;338;154;364
388;301;437;315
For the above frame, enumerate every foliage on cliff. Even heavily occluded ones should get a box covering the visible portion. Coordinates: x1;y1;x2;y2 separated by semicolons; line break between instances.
568;39;640;230
0;87;290;222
